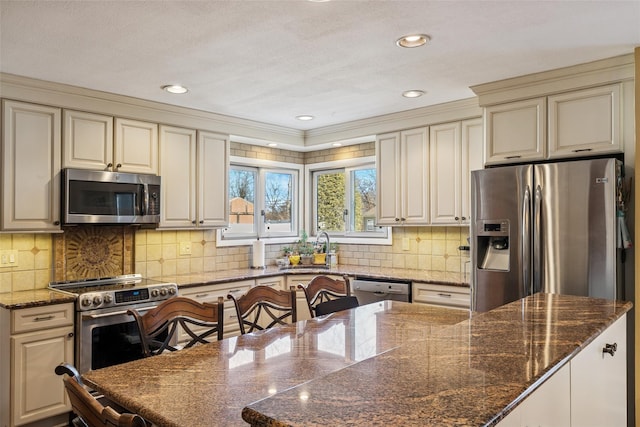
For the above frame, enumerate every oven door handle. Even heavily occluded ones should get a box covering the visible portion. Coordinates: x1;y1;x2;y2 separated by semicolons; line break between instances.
81;307;156;320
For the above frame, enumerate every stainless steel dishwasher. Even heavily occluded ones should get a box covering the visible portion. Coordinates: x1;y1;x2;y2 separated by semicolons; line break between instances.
351;277;411;304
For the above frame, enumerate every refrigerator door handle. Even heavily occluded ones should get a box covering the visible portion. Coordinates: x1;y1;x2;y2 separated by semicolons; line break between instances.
522;186;531;296
533;185;543;294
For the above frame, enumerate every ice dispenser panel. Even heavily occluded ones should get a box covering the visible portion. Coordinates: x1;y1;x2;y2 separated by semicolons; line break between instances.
476;220;510;271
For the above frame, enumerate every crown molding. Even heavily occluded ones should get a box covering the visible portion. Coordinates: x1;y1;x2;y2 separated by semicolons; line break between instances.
471;54;635;107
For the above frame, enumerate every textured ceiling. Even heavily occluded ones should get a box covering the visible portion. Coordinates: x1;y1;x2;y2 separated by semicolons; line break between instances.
1;1;639;131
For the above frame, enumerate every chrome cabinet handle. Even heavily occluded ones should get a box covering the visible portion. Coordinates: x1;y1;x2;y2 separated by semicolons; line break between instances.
603;343;617;357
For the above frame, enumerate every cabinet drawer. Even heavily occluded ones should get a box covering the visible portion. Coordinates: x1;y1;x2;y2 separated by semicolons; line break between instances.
412;283;470;309
12;303;74;334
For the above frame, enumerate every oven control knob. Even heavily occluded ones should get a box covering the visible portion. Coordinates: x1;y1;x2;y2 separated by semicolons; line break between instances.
159;288;168;296
81;297;92;307
168;287;176;295
151;289;159;297
93;295;103;306
103;294;113;304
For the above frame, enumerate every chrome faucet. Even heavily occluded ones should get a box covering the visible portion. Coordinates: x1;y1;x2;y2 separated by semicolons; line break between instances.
315;231;330;267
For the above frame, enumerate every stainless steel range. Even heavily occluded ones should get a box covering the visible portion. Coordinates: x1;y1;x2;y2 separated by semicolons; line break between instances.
49;274;178;374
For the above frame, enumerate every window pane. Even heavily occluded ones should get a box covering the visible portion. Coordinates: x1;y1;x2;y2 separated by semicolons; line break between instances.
351;168;379;232
228;168;256;234
263;171;294;234
316;171;345;232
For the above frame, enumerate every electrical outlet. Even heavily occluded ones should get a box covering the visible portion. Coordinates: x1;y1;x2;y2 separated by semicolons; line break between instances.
179;242;192;256
0;250;19;267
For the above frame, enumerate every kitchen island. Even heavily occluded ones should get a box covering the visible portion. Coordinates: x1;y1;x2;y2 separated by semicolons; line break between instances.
82;294;630;427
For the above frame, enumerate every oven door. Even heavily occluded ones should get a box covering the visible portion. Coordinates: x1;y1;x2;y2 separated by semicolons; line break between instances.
77;301;167;374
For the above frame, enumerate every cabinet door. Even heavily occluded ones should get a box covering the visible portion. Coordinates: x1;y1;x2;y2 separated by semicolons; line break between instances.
114;118;158;174
11;325;74;425
63;110;113;170
430;122;460;225
548;84;622;158
461;118;483;224
198;131;229;227
159;125;197;228
570;314;626;427
400;127;429;225
2;100;61;231
375;132;401;225
485;98;546;165
498;363;571;427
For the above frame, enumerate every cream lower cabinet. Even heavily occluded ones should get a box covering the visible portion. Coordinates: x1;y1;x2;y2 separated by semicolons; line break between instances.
570;314;626;427
178;280;253;340
1;303;74;427
63;111;158;174
498;314;627;427
429;118;483;225
159;126;229;228
2;100;62;231
412;282;470;310
497;363;571;427
376;127;429;225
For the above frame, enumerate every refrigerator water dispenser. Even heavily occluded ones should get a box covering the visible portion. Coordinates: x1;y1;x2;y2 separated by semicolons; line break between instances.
476;220;510;271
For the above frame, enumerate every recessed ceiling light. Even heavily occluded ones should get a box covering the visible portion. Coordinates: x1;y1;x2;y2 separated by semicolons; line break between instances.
161;84;188;94
296;115;314;121
396;34;430;48
402;90;426;98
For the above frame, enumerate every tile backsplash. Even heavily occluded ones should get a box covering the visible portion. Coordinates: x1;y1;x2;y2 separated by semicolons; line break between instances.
0;225;469;292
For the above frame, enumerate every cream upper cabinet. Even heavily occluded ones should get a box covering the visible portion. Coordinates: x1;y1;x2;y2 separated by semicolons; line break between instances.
2;100;61;231
484;97;547;165
429;118;482;225
159;126;229;229
376;127;429;226
63;110;158;174
548;84;622;158
198;131;229;227
159;125;197;228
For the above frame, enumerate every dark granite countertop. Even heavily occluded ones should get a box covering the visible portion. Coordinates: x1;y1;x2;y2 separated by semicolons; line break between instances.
0;289;76;309
243;294;631;426
154;265;469;290
82;294;630;427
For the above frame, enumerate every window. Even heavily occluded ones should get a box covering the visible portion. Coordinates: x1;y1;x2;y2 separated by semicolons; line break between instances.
222;162;299;241
311;158;388;240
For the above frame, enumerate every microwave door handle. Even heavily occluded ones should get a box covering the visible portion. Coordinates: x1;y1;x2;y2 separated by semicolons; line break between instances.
142;183;149;216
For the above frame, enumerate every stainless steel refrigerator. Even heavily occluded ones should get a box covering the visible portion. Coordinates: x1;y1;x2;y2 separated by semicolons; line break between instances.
470;158;625;312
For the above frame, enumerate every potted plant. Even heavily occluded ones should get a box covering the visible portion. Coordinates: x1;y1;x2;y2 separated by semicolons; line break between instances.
297;230;314;265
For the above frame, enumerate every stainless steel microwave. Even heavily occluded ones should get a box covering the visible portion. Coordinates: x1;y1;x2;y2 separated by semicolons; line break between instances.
62;168;161;225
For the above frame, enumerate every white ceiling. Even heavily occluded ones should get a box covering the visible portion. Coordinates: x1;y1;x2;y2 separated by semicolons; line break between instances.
1;1;639;132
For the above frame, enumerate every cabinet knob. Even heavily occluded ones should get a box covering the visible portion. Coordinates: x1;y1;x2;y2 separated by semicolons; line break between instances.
53;220;60;226
67;332;74;338
602;342;617;356
461;216;466;221
192;220;197;224
199;220;204;224
106;163;113;170
115;163;122;170
395;218;400;222
455;217;460;221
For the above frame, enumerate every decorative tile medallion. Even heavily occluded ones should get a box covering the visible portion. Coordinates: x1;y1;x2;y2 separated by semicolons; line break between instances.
53;226;134;281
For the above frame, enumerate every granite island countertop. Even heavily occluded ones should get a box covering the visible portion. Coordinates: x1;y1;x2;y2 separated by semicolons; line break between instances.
242;293;631;426
82;293;630;427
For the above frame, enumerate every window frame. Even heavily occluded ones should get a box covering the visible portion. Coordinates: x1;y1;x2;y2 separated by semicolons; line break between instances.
217;156;304;247
305;156;392;245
